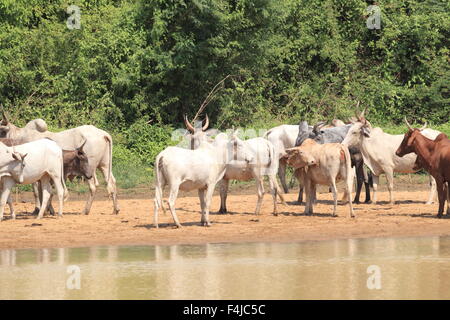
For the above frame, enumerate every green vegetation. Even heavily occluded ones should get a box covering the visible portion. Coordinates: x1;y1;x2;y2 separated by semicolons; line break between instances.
1;0;448;190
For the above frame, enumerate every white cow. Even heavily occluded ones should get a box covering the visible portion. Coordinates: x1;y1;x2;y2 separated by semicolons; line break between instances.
0;147;27;220
264;125;299;193
154;133;251;228
0;139;68;221
0;114;118;215
218;135;286;215
342;116;440;204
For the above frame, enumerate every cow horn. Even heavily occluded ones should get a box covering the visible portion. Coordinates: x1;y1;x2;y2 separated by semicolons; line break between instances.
184;114;194;133
1;106;9;125
360;106;367;119
419;122;427;131
404;117;414;131
78;139;87;151
202;114;209;131
20;153;28;160
313;121;326;133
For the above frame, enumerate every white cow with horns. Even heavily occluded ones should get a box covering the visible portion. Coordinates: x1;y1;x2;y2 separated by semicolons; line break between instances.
342;110;441;204
183;116;287;216
0;139;67;221
154;131;253;228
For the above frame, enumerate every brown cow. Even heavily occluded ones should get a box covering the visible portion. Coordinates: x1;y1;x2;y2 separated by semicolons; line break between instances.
396;120;450;217
285;139;354;218
40;140;92;216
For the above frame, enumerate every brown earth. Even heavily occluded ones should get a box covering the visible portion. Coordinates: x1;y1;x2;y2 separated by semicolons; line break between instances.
0;177;449;250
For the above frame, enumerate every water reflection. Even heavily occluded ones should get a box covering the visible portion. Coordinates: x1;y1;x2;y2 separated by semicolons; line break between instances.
1;237;450;299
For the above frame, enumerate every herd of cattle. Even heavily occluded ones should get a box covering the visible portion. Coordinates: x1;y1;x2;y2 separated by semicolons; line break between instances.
0;108;448;228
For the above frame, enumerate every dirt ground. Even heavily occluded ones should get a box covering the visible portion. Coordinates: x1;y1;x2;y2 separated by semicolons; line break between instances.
1;177;450;250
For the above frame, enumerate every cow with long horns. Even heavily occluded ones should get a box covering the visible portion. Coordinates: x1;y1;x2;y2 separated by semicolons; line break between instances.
342;109;441;204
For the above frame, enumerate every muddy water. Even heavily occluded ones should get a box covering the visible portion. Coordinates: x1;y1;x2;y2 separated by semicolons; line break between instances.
1;236;450;300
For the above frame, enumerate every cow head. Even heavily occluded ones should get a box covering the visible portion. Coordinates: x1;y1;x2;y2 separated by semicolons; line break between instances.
184;114;210;149
395;118;427;158
342;108;372;148
64;140;92;181
8;152;27;184
285;142;318;169
295;121;313;146
228;131;254;165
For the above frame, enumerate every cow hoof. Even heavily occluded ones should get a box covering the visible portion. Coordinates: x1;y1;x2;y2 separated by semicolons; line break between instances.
176;224;182;228
425;201;433;205
218;208;227;214
113;209;120;215
32;208;40;216
365;200;372;204
272;212;278;216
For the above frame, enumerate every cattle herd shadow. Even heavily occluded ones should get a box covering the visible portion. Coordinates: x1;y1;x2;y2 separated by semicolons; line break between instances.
134;220;233;229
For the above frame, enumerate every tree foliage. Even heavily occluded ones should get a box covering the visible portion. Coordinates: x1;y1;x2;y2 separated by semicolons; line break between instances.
0;0;448;131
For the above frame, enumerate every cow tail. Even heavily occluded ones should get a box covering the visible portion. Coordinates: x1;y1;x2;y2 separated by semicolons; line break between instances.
104;135;113;185
154;154;166;216
268;141;287;205
342;145;353;198
263;129;272;139
61;153;69;202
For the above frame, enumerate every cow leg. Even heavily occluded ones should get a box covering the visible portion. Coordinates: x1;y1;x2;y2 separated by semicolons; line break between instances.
218;179;229;214
364;169;372;203
436;179;445;218
52;178;65;218
304;178;314;215
385;170;395;204
37;178;52;220
372;175;379;204
446;183;450;215
353;163;364;204
0;179;15;221
32;182;41;215
7;194;15;220
82;177;97;215
278;159;289;193
99;166;120;215
295;169;303;204
202;185;215;227
346;168;355;218
426;176;437;205
198;189;207;225
297;187;303;204
255;178;265;215
330;179;338;217
168;185;182;228
268;175;278;215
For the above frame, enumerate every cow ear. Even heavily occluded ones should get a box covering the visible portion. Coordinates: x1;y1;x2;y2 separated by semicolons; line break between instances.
362;127;371;137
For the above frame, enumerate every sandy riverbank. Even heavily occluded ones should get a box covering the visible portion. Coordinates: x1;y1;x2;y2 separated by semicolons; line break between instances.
0;184;449;250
